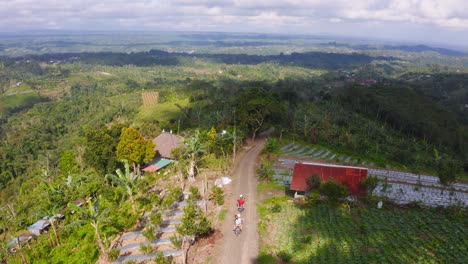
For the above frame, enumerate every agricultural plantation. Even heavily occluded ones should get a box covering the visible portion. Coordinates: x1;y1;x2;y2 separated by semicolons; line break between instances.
258;197;467;264
257;139;468;263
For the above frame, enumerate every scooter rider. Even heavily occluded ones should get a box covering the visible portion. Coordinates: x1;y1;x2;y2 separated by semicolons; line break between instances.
237;194;245;209
233;213;242;231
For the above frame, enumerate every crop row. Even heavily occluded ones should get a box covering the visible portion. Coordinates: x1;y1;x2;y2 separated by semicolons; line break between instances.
262;200;467;264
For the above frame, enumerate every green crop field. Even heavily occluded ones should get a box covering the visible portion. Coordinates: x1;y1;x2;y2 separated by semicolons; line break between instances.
258;197;467;264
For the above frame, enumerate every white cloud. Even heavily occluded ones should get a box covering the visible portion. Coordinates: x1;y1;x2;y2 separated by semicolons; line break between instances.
0;0;467;45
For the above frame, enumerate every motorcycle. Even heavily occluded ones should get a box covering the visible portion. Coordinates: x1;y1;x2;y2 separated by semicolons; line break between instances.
237;198;245;212
233;225;242;235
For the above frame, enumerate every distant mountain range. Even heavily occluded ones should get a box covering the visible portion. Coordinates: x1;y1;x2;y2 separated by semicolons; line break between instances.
322;42;466;56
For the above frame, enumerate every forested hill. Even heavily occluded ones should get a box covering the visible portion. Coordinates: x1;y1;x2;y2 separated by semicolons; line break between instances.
18;49;392;70
321;42;467;57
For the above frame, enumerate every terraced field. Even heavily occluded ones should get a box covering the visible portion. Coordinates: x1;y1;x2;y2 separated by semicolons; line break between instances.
113;200;206;263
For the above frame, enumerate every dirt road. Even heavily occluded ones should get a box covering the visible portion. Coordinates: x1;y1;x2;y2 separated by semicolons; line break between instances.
216;140;264;264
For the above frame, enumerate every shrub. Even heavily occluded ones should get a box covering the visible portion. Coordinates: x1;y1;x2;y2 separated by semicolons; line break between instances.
257;158;274;181
139;243;155;254
306;173;321;190
270;204;282;213
437;159;460;185
142;225;156;241
149;212;162;226
277;251;292;262
209;186;224;205
177;203;211;238
170;235;183;249
320;179;348;202
258;252;276;264
154;252;173;264
361;176;379;194
264;138;280;153
188;185;201;202
108;249;120;261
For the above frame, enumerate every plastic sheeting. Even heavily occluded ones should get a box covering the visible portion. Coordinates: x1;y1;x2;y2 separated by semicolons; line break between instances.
214;177;232;187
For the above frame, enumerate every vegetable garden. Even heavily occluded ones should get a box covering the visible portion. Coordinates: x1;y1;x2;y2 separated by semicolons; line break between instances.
258;197;467;263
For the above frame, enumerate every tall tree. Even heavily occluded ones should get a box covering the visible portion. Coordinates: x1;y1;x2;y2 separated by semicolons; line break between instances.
236;87;284;140
116;127;155;168
182;130;206;182
84;127;120;174
67;197;113;263
105;160;139;214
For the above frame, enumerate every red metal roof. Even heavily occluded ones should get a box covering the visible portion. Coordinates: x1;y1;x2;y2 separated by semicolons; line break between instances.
290;162;368;195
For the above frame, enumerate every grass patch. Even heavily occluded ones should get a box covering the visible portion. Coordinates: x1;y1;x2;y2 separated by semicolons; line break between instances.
137;97;190;123
257;182;285;192
218;208;227;222
0;92;41;116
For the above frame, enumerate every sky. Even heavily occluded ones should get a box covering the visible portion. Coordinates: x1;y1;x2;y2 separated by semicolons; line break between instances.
1;0;467;48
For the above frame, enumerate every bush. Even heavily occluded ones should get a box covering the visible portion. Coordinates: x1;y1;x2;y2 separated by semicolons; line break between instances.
177;203;211;238
108;249;120;261
149;212;162;226
142;225;157;241
139;243;155;254
154;252;173;264
170;235;183;249
188;185;201;202
209;186;224;205
361;176;379;194
306;173;321;190
277;251;292;262
264;138;280;153
258;252;276;264
257;158;274;181
320;180;348;202
437;159;460;185
270;204;282;213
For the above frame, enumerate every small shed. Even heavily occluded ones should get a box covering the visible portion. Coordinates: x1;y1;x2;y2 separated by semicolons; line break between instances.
290;162;368;195
143;158;173;172
152;132;182;159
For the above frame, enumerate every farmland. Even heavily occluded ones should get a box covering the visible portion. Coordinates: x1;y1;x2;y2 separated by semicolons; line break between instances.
142;91;159;107
258;196;467;263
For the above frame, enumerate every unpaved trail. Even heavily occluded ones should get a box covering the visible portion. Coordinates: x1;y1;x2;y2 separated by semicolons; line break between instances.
216;139;264;264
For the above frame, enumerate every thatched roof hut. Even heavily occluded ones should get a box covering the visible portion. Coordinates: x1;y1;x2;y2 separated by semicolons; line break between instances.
153;132;182;159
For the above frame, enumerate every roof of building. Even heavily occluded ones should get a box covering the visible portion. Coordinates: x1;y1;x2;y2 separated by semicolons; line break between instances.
152;132;182;159
143;158;173;172
27;220;50;231
7;234;34;248
290;162;368;195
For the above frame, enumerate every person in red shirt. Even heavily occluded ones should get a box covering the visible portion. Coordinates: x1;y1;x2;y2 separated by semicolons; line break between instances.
237;194;245;210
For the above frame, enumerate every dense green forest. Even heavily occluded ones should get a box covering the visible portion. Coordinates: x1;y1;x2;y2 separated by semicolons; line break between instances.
0;35;467;262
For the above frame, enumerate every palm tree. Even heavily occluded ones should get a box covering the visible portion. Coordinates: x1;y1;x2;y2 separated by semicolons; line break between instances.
67;197;113;263
183;130;206;182
106;160;138;214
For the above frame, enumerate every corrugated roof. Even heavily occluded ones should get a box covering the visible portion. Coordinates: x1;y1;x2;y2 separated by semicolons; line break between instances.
290;162;368;195
143;158;172;172
27;220;50;231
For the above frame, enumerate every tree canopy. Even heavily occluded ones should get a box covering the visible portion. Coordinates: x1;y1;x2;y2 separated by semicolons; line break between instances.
116;127;155;166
